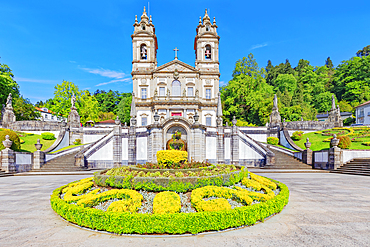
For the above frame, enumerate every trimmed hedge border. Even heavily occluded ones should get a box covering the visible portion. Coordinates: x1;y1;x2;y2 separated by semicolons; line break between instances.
94;166;248;192
50;178;289;234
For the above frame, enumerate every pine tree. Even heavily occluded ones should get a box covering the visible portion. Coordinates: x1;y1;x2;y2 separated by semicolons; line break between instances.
325;57;334;69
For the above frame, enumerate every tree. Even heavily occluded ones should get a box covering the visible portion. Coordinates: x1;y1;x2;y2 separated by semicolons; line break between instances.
93;89;123;114
78;90;100;124
117;93;132;125
0;63;20;105
222;53;274;125
356;45;370;57
325;57;334;69
13;96;41;121
274;74;297;96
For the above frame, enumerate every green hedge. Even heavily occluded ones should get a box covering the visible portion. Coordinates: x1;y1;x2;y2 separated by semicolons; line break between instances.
50;178;289;234
94;168;248;193
41;132;56;140
0;128;21;151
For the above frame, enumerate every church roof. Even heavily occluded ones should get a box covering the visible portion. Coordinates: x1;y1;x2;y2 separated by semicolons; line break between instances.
153;59;199;73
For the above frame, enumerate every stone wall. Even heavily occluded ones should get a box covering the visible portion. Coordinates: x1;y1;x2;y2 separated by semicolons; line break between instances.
7;121;67;131
284;121;334;130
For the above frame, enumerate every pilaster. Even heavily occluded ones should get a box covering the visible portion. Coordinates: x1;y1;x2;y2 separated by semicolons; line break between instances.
113;119;122;167
231;117;239;165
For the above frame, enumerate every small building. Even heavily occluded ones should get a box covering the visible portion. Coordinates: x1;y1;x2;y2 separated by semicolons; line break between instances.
316;112;352;122
35;107;66;122
355;101;370;125
95;119;116;128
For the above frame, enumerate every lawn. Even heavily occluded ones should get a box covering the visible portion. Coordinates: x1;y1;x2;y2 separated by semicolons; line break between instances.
49;144;83;154
293;127;370;151
18;132;56;152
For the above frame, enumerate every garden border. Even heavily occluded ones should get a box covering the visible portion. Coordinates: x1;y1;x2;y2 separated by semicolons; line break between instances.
50;178;289;234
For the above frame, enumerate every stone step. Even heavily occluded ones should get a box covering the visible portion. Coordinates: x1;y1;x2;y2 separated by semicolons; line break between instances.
35;150;81;172
331;170;370;176
330;158;370;176
265;149;312;169
0;171;13;177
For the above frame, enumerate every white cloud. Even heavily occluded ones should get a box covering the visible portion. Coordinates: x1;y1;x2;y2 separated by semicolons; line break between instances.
95;78;132;87
81;67;127;79
14;77;59;84
250;42;268;50
219;80;227;87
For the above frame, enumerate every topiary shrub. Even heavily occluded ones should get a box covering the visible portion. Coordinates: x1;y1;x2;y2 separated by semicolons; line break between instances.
291;131;304;141
0;128;21;151
73;139;82;145
337;136;351;149
267;137;279;145
41;132;56;140
156;150;188;168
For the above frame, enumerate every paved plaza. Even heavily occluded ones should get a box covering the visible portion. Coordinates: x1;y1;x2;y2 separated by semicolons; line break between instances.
1;172;370;246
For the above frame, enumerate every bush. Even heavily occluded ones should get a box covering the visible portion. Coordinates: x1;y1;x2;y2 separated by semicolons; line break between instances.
0;128;21;151
267;137;279;145
291;131;304;141
73;139;82;145
362;142;370;146
337;136;351;149
157;150;188;168
41;132;55;140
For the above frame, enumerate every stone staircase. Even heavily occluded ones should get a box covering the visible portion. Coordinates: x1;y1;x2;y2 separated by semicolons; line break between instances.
331;158;370;176
32;150;87;172
0;170;13;177
263;149;312;169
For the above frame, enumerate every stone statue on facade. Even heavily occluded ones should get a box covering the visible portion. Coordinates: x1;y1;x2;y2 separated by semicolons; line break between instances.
71;92;76;108
1;93;16;127
6;93;12;109
67;92;80;128
268;94;281;128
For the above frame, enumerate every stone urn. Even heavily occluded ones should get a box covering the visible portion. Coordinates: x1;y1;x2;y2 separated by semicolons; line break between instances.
331;134;340;148
35;139;43;151
304;138;311;149
2;135;12;149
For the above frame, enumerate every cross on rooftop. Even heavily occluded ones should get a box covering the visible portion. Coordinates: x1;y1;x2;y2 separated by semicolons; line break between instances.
173;47;179;60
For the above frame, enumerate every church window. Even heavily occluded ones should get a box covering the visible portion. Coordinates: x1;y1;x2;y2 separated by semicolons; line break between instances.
140;44;147;60
141;88;147;99
141;24;146;30
205;45;211;60
206;89;211;99
172;80;181;96
206;117;212;126
206;25;210;31
141;117;147;126
187;87;194;96
159;87;165;96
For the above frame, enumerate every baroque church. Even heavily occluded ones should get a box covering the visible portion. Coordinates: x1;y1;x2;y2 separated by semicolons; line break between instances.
131;8;220;127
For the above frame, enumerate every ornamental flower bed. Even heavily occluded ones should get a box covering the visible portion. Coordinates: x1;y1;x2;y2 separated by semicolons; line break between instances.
51;171;289;234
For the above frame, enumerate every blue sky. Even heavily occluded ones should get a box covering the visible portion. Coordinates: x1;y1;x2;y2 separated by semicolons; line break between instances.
1;0;369;103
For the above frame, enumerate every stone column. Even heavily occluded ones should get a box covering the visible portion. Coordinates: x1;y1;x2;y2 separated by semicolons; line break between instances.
150;111;162;163
33;139;45;169
1;135;16;173
113;117;122;167
328;135;343;170
216;125;225;164
191;111;205;162
302;138;313;166
231;116;239;165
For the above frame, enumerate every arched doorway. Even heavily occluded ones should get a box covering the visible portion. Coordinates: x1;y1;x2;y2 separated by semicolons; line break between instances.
166;125;187;151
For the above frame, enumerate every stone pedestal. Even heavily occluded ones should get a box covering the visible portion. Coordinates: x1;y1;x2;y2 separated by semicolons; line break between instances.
33;150;45;169
216;125;225;164
302;149;313;165
128;125;136;166
68;107;81;129
328;147;343;170
231;117;239;165
1;148;15;173
113;123;122;167
266;151;275;166
149;125;162;163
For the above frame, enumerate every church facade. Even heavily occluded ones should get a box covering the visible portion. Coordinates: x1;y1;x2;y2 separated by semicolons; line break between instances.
131;8;220;127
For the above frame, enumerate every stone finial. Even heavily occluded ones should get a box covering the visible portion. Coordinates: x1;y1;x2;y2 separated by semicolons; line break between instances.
203;9;210;21
130;92;136;118
213;17;216;25
140;6;149;22
135;15;138;23
198;16;202;26
301;116;303;121
149;15;152;24
304;137;311;149
2;135;12;149
35;139;43;151
232;116;237;126
331;134;340;148
217;92;223;118
226;122;229;127
273;94;278;111
124;122;127;127
283;118;286;122
115;116;121;125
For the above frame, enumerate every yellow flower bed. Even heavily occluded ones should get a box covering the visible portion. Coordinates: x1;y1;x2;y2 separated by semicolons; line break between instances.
156;150;188;167
153;191;181;214
107;196;143;213
63;178;96;202
77;189;143;209
249;172;277;190
241;177;262;190
191;186;253;212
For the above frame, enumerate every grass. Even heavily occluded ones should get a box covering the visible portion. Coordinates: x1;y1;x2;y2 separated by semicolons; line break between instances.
293;127;370;151
49;144;83;154
17;132;56;152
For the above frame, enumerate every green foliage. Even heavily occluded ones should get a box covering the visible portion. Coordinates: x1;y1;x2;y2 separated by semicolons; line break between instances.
0;63;20;105
46;81;100;125
93;89;123;114
13;96;41;121
267;137;279;145
117;93;132;125
50;177;289;234
337;136;351;149
73;139;82;145
343;117;355;126
0;129;21;151
356;45;370;57
291;131;304;141
41;132;56;140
